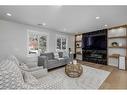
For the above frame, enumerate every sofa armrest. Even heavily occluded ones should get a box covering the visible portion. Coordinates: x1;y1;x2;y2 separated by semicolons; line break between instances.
38;56;48;68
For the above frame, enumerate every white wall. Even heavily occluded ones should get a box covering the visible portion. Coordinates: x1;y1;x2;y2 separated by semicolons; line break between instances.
68;35;75;53
0;19;74;67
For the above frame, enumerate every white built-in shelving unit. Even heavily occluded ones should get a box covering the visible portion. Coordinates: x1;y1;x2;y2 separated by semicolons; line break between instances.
108;25;127;69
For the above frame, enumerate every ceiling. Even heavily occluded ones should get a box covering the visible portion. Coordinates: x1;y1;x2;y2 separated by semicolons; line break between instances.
0;6;127;34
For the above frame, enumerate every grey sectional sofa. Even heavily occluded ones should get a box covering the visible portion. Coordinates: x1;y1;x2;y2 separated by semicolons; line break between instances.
38;52;73;70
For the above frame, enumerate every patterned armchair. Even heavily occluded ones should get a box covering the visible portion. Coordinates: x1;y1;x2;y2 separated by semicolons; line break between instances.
0;56;61;89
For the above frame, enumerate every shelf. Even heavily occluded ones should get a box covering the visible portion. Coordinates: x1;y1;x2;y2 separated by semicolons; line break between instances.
108;25;127;30
75;34;82;36
108;55;127;60
76;40;82;42
108;36;127;39
76;47;82;48
76;52;82;55
108;25;127;68
108;55;120;59
108;46;127;48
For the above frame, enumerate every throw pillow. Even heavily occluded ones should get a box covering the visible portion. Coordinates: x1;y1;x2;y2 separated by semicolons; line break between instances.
63;51;69;58
58;52;63;58
54;52;59;59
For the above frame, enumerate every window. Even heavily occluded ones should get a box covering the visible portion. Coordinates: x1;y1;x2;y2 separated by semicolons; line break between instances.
27;30;48;56
62;38;66;50
56;35;67;51
39;35;47;53
57;37;61;50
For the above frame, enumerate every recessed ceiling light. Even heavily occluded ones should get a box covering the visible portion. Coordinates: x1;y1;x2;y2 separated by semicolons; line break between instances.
64;28;66;31
37;22;47;26
96;16;100;19
104;24;108;27
6;13;12;16
42;22;46;26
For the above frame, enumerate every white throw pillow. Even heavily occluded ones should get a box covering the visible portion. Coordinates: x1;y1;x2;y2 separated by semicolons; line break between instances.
54;52;59;59
63;51;69;58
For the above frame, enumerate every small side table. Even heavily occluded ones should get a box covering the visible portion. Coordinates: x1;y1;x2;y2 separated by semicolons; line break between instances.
65;63;83;78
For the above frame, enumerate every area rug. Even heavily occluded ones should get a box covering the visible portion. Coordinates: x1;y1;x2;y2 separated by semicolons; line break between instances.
38;65;110;89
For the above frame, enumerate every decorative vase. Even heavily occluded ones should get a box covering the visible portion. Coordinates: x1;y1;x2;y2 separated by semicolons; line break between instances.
111;42;118;47
73;60;77;64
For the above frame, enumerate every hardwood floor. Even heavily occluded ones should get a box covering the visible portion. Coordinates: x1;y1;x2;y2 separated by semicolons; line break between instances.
80;61;127;89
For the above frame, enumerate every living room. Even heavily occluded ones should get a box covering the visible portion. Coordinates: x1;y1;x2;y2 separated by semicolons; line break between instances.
1;1;127;94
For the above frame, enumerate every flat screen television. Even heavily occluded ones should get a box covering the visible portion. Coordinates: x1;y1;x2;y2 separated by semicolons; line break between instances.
82;33;107;50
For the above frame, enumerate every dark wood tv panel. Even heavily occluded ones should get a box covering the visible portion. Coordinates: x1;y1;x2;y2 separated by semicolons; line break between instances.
75;29;107;65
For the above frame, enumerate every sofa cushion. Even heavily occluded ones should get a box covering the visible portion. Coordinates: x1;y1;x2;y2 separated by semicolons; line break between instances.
47;59;61;69
54;52;59;59
63;51;69;58
58;58;66;64
58;52;63;58
64;58;70;64
41;53;54;60
48;59;58;64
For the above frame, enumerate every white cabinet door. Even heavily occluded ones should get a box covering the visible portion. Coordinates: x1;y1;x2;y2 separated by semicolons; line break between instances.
119;56;126;70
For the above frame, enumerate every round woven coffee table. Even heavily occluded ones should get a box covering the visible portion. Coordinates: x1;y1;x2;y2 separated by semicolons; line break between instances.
65;63;83;78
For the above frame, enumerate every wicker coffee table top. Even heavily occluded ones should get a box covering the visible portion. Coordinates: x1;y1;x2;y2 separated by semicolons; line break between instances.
65;63;83;78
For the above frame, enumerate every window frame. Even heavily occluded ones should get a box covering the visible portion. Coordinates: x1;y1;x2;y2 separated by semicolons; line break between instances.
27;29;49;57
56;34;68;52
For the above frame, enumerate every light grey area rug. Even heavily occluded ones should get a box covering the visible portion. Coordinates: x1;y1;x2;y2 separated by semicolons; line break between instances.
38;65;110;89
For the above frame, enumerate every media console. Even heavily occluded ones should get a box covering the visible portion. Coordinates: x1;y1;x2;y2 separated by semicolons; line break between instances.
82;29;107;65
75;29;107;65
82;50;107;65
